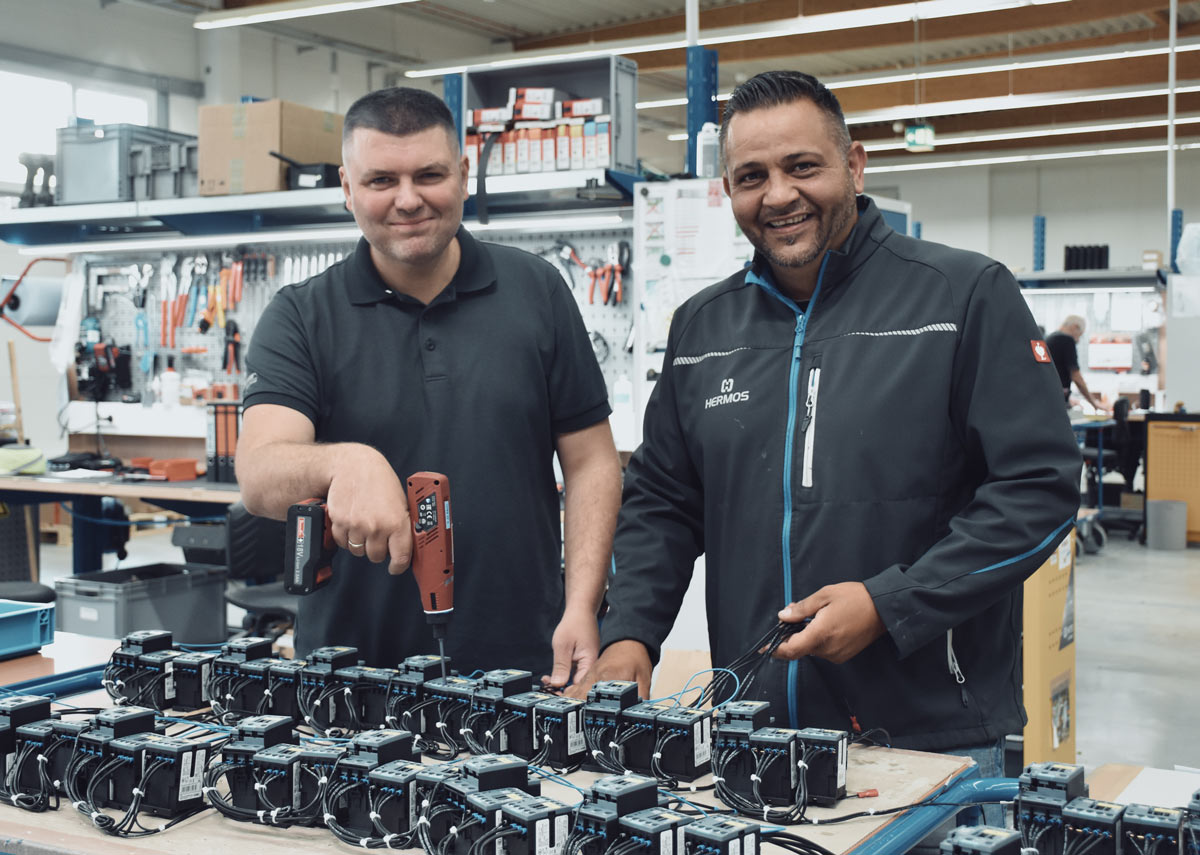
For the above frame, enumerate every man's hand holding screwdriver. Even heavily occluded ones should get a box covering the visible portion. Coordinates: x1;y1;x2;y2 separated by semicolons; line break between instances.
325;444;414;575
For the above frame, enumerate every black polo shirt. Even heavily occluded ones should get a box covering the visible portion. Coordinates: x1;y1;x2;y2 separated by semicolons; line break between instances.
243;227;611;674
1045;331;1078;395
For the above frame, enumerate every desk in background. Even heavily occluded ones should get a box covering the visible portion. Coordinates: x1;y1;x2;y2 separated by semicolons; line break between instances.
0;474;239;574
1145;413;1200;544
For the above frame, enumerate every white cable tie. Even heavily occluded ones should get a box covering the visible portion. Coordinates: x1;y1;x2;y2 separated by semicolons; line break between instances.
418;816;430;826
263;689;273;698
91;811;103;823
158;823;168;832
421;799;430;809
202;786;217;795
305;716;315;724
319;776;329;785
653;752;662;760
102;679;113;687
608;742;620;750
255;782;268;792
225;693;235;701
344;688;353;696
360;838;371;848
258;810;267;822
437;721;447;729
689;782;697;793
797;761;808;771
763;807;770;820
750;775;761;783
73;800;85;809
450;825;459;837
867;809;876;816
115;680;125;689
370;811;382;821
712;776;724;784
37;754;47;764
592;749;604;759
386;716;398;727
544;735;553;743
623;769;632;775
811;818;819;826
53;779;61;788
485;730;495;740
131;788;144;798
384;834;397;846
9;795;19;805
271;808;282;822
115;697;127;705
324;813;336;824
460;728;473;735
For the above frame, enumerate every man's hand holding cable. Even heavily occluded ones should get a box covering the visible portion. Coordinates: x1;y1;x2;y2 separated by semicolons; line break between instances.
542;605;601;693
773;582;886;664
325;444;413;574
565;639;652;700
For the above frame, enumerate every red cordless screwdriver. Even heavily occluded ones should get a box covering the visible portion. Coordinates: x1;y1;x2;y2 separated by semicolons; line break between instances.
405;472;454;681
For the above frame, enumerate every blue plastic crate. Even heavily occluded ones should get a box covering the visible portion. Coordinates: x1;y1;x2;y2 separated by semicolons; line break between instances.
0;599;54;660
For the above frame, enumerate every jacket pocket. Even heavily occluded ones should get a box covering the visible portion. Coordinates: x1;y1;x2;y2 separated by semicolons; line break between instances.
801;363;821;488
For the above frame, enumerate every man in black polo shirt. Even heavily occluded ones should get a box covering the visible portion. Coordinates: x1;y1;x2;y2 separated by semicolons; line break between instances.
237;88;621;683
1046;314;1107;410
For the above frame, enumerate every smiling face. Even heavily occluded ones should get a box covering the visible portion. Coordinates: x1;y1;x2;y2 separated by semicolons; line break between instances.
722;99;866;299
340;124;469;283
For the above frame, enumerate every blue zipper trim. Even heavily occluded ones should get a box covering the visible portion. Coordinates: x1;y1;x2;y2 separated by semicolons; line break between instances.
969;515;1076;575
746;258;832;730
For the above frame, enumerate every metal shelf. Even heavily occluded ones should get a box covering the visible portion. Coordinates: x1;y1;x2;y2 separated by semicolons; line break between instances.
1016;268;1163;288
1;171;635;247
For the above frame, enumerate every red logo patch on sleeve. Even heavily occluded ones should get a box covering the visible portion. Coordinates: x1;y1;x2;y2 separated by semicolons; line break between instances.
1031;340;1052;363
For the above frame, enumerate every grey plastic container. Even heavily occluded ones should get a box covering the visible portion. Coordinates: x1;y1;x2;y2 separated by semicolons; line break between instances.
56;124;197;204
54;563;227;642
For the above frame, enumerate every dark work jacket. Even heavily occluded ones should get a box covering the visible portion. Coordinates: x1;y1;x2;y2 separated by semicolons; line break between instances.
600;196;1082;751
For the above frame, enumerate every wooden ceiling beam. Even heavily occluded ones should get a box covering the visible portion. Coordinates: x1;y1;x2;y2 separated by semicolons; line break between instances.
616;0;1168;73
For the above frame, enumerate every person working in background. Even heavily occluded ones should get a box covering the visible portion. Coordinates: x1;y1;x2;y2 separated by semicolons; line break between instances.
574;71;1082;785
1046;314;1108;411
236;87;622;686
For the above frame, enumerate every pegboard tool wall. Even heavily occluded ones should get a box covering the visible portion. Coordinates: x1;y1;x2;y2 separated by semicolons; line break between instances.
81;224;633;407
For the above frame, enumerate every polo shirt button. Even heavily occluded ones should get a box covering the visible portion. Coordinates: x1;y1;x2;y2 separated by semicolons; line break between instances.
425;338;436;351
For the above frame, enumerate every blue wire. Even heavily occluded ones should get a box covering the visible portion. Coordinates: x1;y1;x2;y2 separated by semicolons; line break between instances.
56;502;225;527
675;668;741;708
662;789;709;816
464;670;485;679
529;764;588;799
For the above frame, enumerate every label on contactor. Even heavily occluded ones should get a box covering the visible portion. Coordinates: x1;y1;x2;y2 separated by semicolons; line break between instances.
745;833;757;855
494;810;504;855
163;661;176;702
292;757;301;809
659;830;674;855
179;748;205;800
200;662;211;700
567;710;585;754
837;734;848;789
693;718;711;765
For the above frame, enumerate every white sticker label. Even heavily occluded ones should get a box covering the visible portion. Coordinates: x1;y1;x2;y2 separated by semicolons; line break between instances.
5;752;14;774
789;740;797;789
729;839;740;855
694;718;711;765
498;727;508;752
291;758;300;809
78;606;99;622
746;833;757;855
553;814;568;855
532;718;540;750
660;830;673;855
837;736;847;789
163;661;176;702
535;818;550;855
567;710;585;755
328;696;336;721
200;662;211;700
494;810;505;855
179;748;204;800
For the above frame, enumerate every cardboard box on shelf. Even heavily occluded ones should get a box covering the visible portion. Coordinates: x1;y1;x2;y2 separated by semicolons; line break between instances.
1023;530;1076;764
507;86;574;105
198;99;343;196
559;97;607;118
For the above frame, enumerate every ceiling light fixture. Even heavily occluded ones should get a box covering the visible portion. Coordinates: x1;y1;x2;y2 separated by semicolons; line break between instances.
194;0;420;30
407;0;1071;78
861;114;1200;151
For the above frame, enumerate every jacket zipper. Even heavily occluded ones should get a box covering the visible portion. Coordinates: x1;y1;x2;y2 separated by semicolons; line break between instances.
801;366;821;488
947;629;970;707
749;255;833;730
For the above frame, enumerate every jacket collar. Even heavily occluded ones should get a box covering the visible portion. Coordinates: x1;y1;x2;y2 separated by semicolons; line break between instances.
747;195;887;297
347;225;496;305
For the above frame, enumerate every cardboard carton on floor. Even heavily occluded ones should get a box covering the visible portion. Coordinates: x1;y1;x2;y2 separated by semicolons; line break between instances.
1023;530;1076;764
198;99;343;195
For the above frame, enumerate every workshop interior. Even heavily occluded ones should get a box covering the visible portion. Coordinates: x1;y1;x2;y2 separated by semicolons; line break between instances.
1;1;1199;853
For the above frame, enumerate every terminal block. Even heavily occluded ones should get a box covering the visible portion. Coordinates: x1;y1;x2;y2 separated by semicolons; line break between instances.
136;734;209;817
940;826;1024;854
297;743;347;819
654;707;712;782
137;649;182;709
482;669;532;697
236;714;294;749
504;691;557;760
620;807;695;855
463;753;531;793
14;719;56;792
423;675;481;742
299;647;359;730
463;788;533;855
533;696;587;767
351;729;418;764
251;743;305;817
501;796;572;855
748;727;803;805
617;700;674;775
682;815;760;855
235;657;287;717
220;636;274;662
120;630;174;655
797;727;847;806
380;669;427;731
106;732;159;810
0;694;52;730
403;654;450;681
350;665;401;728
576;799;621;845
327;664;376;729
333;749;392;836
1016;762;1087;854
367;759;425;836
49;717;94;790
1063;797;1124;855
591;774;659;816
713;701;771;753
264;658;307;720
172;651;217;711
1123;804;1184;855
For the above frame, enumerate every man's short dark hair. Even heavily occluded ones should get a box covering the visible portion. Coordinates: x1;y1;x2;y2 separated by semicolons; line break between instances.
719;70;852;163
343;86;459;150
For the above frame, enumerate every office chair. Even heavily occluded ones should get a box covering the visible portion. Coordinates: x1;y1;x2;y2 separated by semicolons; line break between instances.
222;502;298;640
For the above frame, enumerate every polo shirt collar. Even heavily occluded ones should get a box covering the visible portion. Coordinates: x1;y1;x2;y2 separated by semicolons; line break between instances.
346;225;496;305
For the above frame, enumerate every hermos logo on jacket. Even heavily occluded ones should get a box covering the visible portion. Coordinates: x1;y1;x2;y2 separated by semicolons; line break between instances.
706;377;751;409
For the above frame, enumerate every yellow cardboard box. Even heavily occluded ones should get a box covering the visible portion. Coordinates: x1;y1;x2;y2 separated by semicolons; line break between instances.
1023;530;1076;764
198;99;343;195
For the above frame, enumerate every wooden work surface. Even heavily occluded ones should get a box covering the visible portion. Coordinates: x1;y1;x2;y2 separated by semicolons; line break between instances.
0;638;972;855
0;474;240;505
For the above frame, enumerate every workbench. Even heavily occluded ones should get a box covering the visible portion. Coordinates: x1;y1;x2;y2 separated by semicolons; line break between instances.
0;633;998;855
0;474;239;574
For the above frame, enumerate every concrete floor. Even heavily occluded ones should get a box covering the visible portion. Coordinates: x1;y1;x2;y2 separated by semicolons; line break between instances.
35;523;1200;773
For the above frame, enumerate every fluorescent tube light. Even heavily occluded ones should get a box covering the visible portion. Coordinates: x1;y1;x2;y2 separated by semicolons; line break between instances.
19;226;365;256
194;0;420;30
862;115;1200;151
864;141;1200;173
407;0;1070;78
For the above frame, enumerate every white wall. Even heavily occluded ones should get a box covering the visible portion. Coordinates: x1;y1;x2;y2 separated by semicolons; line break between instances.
866;149;1200;273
